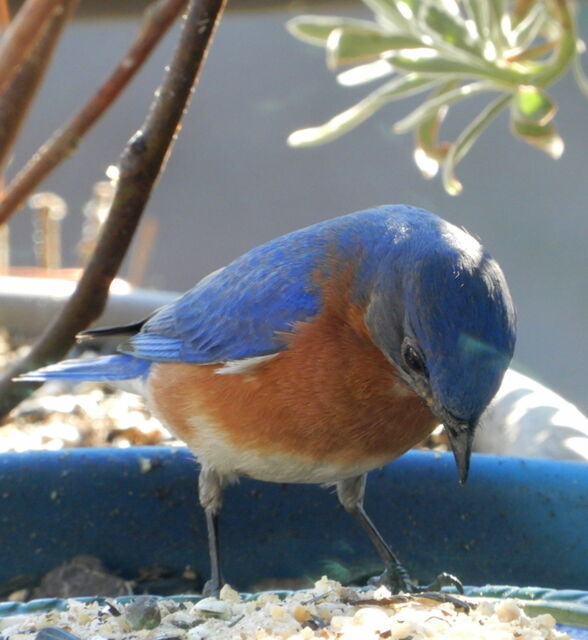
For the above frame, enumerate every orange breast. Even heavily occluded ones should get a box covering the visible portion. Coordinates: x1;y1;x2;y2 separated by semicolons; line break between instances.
147;278;438;476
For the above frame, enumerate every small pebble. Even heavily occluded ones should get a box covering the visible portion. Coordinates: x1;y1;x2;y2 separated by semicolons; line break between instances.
194;597;231;619
103;601;122;617
125;595;162;630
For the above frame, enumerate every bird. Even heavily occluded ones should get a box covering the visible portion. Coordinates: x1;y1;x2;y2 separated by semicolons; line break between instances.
18;204;517;594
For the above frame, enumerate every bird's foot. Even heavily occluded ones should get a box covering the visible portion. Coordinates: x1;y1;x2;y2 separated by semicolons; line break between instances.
362;567;469;612
369;566;464;595
418;571;464;594
202;576;224;597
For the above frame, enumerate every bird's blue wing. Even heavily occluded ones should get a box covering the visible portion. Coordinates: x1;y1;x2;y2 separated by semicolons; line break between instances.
118;205;436;365
119;227;331;364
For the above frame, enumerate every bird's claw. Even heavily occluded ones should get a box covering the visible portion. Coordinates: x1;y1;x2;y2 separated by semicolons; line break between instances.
362;568;470;612
368;568;464;596
421;571;464;594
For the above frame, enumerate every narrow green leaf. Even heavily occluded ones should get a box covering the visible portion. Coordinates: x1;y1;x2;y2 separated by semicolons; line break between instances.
337;60;394;86
384;50;500;80
521;0;576;88
442;94;511;196
362;0;415;29
326;26;424;68
285;15;382;47
414;114;449;178
413;80;458;178
421;5;480;56
487;0;509;53
416;108;449;160
393;81;491;133
514;85;556;125
288;74;436;147
510;2;545;51
400;0;420;15
461;0;489;41
511;116;564;158
442;168;462;196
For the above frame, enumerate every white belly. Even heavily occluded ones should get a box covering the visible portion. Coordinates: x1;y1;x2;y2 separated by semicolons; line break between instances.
180;415;390;484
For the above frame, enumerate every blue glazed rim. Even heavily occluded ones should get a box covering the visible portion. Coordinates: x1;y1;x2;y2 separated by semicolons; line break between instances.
2;585;588;635
2;449;588;592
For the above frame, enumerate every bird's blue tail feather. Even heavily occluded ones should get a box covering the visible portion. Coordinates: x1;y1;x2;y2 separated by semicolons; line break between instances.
17;354;150;382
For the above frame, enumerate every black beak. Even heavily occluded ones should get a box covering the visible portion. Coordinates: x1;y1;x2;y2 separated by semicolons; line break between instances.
444;423;474;485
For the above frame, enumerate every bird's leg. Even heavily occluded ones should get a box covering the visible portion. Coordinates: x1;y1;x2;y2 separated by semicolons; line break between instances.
204;508;222;595
337;475;412;592
336;475;462;594
198;465;225;596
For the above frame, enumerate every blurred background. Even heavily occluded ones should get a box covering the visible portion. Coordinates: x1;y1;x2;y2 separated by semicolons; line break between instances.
4;0;588;415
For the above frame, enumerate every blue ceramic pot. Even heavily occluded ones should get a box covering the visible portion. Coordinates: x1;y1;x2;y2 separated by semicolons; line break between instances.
0;448;587;592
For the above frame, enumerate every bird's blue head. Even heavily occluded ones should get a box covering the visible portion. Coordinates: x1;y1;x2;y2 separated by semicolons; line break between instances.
364;207;516;483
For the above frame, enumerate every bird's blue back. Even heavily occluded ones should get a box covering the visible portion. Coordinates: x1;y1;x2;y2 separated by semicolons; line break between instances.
122;205;429;363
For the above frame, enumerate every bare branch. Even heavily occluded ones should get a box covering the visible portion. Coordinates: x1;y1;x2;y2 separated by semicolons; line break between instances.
0;0;64;97
0;0;188;226
0;0;78;174
0;0;228;419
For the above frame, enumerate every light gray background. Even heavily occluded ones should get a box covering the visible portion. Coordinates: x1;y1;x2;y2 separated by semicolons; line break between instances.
6;5;588;413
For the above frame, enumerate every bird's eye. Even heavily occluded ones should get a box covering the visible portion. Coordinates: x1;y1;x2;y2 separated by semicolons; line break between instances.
402;343;428;377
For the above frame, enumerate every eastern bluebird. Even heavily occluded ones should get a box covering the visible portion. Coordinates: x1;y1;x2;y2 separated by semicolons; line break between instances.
19;205;516;594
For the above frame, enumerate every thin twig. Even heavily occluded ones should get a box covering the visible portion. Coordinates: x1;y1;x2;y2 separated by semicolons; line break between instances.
0;0;228;419
0;0;78;175
344;593;472;612
0;0;62;97
0;0;188;226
